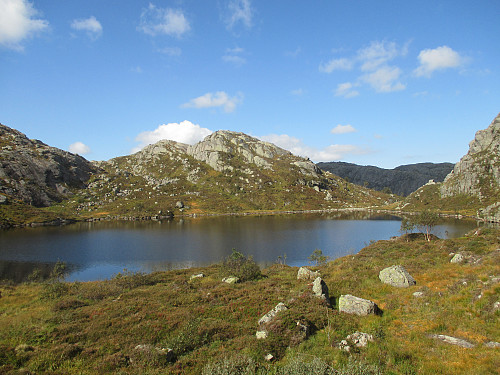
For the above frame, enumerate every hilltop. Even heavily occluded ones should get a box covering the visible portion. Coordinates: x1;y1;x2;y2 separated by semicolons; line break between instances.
316;161;454;196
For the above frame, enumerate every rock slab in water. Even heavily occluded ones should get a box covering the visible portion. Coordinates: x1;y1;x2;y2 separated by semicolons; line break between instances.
297;266;320;280
338;294;378;316
379;265;416;287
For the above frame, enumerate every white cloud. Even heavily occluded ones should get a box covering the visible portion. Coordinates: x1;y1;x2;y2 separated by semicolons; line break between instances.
138;4;190;37
222;47;246;65
225;0;253;30
0;0;49;50
361;66;406;93
133;120;212;152
259;134;369;162
71;16;102;40
331;124;356;134
69;142;91;155
357;40;405;71
414;46;462;77
334;82;359;98
182;91;243;113
319;58;353;73
291;88;304;96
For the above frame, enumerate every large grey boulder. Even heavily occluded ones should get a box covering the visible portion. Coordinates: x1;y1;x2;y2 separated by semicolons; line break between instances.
339;294;379;316
379;265;416;287
297;266;319;280
312;277;331;305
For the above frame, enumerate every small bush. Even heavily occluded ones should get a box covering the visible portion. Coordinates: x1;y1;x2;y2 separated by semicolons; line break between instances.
220;249;262;282
308;249;330;266
276;356;335;375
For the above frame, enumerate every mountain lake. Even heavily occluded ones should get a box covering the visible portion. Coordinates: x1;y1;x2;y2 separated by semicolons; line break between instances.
0;212;481;282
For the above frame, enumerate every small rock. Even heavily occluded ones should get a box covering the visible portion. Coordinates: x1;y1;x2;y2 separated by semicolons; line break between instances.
258;302;288;326
190;273;205;280
428;334;475;348
297;266;319;280
222;276;240;284
134;345;175;362
175;201;184;209
413;291;424;298
15;344;34;354
339;332;374;351
450;253;465;263
339;294;379;316
493;301;500;311
264;354;274;361
312;277;331;305
379;265;416;287
256;330;268;339
0;194;7;204
484;341;500;348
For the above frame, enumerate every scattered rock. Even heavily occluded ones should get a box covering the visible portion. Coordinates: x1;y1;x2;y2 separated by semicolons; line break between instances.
190;273;205;280
338;332;374;352
379;265;416;287
264;353;274;362
338;294;379;316
175;201;184;209
450;253;465;263
297;266;319;280
493;301;500;311
258;302;288;326
484;341;500;348
134;344;175;363
256;330;268;339
312;277;331;305
222;276;240;284
0;194;7;204
428;334;475;348
450;252;480;264
413;291;424;298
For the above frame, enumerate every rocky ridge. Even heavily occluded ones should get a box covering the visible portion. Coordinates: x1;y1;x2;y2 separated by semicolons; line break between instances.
0;123;98;207
440;113;500;221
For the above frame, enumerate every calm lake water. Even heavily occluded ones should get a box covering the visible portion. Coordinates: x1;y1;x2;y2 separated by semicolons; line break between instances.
0;212;479;282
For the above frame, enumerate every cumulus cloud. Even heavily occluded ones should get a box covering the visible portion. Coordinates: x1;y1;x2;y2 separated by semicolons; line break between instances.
71;16;102;40
335;82;359;98
69;142;91;155
224;0;253;30
133;120;212;152
138;4;190;37
319;58;353;73
331;124;356;134
182;91;243;113
259;134;369;162
357;40;406;71
414;46;463;77
0;0;49;50
361;66;406;93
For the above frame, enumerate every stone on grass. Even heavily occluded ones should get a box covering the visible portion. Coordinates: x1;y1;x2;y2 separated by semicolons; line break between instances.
190;273;205;280
413;291;424;298
256;330;268;339
338;294;379;316
297;266;319;280
428;334;475;348
265;354;275;361
222;276;240;284
484;341;500;348
312;277;331;305
258;302;288;326
134;344;175;363
379;265;416;287
338;332;374;352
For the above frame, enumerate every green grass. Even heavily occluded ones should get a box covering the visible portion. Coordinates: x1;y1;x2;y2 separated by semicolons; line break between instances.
0;228;498;374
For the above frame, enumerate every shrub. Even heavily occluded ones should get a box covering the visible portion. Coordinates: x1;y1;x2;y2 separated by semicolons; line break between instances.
308;249;330;266
220;249;262;282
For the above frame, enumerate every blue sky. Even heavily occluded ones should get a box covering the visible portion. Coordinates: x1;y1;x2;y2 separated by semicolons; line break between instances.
1;0;499;168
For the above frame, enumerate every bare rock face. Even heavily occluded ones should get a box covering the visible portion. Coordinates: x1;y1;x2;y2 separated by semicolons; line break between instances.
440;113;500;221
0;123;97;207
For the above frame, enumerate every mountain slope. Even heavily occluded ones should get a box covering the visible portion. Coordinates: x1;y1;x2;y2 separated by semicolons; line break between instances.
316;161;454;196
0;123;98;207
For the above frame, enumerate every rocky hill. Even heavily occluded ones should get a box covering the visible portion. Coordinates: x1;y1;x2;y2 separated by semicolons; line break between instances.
440;112;500;221
316;161;454;196
0;123;98;207
87;131;388;216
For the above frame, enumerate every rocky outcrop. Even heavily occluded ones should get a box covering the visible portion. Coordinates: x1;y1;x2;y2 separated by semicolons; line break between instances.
0;123;98;206
379;265;416;287
440;113;500;221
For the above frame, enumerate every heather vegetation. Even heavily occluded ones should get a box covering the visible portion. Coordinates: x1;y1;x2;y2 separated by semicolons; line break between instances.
1;227;498;374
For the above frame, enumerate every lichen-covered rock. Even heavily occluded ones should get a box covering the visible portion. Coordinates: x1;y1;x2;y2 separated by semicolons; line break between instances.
379;265;416;287
338;332;374;352
258;302;288;326
428;334;475;348
222;276;240;284
312;277;331;305
338;294;379;316
297;266;319;280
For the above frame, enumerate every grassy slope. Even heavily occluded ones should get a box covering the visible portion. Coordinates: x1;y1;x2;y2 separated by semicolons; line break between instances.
1;228;498;374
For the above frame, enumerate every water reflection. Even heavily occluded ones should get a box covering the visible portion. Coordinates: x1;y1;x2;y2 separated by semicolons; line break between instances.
0;213;481;282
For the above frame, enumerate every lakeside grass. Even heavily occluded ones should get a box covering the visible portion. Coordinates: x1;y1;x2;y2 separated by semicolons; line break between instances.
0;228;499;374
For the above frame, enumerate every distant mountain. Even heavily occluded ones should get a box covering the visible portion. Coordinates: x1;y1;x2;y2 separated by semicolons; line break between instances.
316;161;454;196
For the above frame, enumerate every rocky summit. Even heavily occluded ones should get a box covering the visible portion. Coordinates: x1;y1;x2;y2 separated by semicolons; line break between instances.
0;124;98;207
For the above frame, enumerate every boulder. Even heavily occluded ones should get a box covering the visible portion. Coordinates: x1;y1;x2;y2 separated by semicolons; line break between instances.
338;294;379;316
222;276;239;284
297;266;319;280
258;302;288;326
450;253;465;263
312;277;331;305
379;265;416;287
